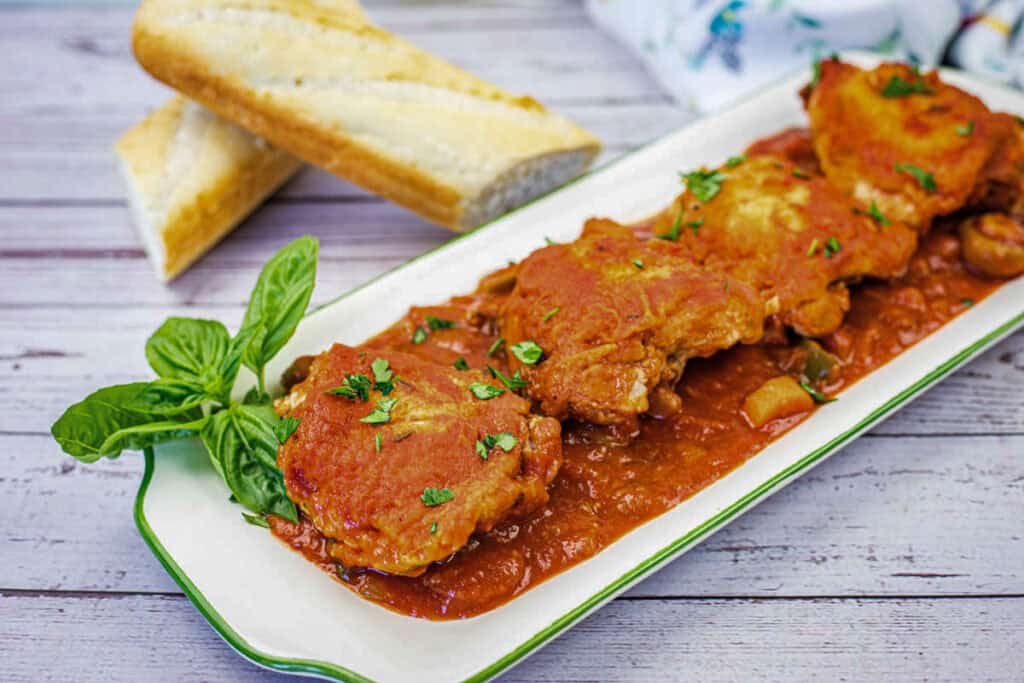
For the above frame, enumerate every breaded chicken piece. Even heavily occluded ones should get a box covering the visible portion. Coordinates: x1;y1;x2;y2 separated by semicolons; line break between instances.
805;59;1013;231
276;344;562;576
651;154;918;337
497;219;763;428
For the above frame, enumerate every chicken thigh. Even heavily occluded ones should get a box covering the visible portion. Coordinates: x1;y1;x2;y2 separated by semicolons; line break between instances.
276;344;562;576
497;219;763;428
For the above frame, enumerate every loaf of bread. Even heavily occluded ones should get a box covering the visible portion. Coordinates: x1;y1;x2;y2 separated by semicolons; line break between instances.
116;96;302;281
131;0;601;231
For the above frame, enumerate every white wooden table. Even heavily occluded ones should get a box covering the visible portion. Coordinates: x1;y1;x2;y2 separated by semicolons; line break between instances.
2;2;1022;681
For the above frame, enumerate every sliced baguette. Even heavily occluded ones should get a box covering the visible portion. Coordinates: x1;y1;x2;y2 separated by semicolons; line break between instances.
116;95;302;281
131;0;601;231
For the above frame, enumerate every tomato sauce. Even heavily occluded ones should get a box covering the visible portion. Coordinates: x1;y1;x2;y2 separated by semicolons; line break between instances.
269;163;1002;621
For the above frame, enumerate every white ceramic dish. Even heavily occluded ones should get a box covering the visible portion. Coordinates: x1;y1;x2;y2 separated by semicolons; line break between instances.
136;53;1024;682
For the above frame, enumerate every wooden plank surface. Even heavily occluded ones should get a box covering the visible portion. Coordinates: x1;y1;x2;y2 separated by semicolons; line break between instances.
5;593;1023;682
1;1;1021;682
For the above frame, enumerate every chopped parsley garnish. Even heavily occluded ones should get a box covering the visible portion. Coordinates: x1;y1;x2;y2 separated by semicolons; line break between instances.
895;163;936;192
426;315;456;331
659;208;683;242
800;382;837;404
867;201;890;226
681;169;727;202
686;217;704;234
360;397;397;424
241;512;270;528
881;75;934;98
475;432;518;460
792;168;811;179
824;237;842;259
453;356;470;371
326;373;372;401
488;365;529;391
725;155;746;168
430;522;438;535
807;238;819;257
543;307;560;321
544;236;558;246
421;487;455;507
370;357;395;395
469;382;505;400
633;259;644;269
956;120;975;137
374;432;383;453
411;326;428;345
274;416;300;444
961;298;974;307
510;340;544;365
487;337;505;357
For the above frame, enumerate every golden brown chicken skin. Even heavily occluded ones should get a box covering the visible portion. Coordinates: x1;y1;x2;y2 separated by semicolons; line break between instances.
805;59;1012;231
276;344;562;576
497;219;763;429
651;154;918;337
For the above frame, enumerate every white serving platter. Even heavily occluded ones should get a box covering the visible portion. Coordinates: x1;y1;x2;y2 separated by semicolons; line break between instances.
136;53;1024;682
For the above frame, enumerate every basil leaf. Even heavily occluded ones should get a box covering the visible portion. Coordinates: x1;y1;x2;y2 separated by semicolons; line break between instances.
128;378;208;416
51;383;205;462
200;405;298;521
241;512;270;528
241;236;319;389
242;386;271;406
146;317;230;386
221;322;261;393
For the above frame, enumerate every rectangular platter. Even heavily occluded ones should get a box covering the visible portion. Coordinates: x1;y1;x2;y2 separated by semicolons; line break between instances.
137;52;1024;682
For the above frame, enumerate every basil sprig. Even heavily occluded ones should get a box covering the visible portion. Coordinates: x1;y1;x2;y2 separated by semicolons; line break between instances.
50;237;319;522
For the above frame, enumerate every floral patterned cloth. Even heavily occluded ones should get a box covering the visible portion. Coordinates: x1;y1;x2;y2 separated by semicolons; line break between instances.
585;0;1024;113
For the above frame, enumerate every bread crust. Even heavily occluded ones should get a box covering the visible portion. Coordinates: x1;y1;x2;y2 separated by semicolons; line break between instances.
131;0;600;230
116;96;302;280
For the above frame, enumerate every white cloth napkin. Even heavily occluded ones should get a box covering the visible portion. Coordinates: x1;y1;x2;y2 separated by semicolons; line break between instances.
586;0;1024;113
